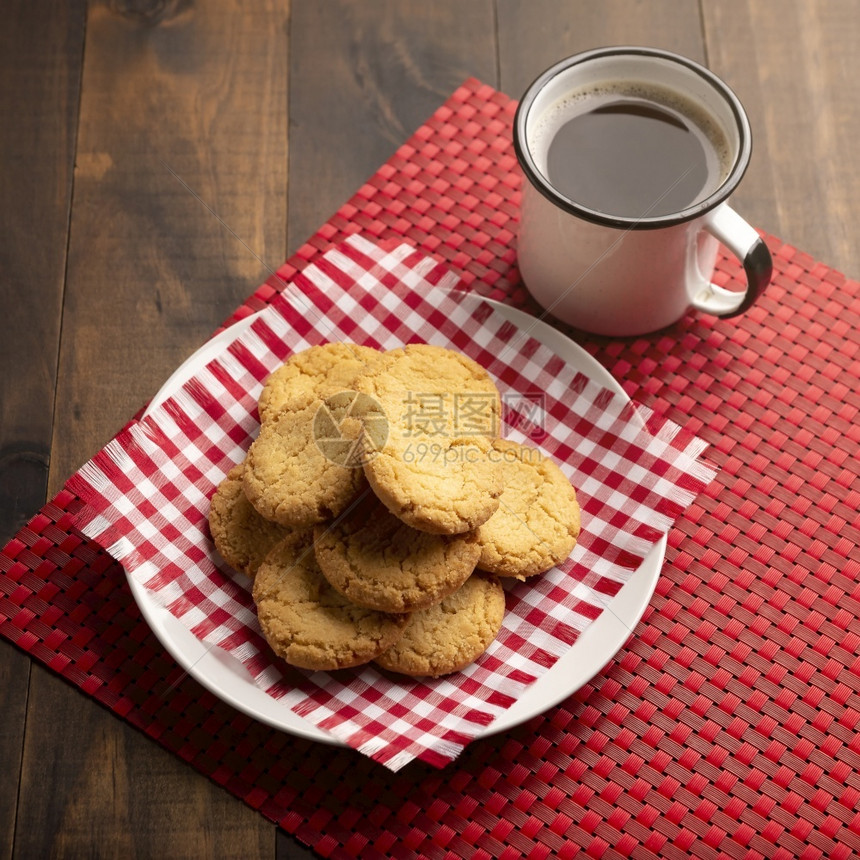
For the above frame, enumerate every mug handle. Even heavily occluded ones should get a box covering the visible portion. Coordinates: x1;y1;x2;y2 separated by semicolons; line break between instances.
690;204;773;318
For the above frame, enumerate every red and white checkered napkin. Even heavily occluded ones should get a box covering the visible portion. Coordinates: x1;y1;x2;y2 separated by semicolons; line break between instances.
67;235;717;770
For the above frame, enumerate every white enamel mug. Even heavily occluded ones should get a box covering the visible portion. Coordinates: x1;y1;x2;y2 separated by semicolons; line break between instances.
514;47;772;336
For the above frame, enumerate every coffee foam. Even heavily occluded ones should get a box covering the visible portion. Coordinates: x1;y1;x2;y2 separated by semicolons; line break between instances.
529;80;733;191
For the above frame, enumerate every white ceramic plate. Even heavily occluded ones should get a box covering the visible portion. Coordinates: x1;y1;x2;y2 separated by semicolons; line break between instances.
131;297;665;744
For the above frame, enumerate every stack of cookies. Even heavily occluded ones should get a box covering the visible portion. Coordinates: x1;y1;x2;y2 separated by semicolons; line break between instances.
208;342;581;678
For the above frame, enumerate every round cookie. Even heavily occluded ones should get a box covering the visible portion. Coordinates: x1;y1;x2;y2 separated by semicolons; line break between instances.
355;343;503;535
373;572;505;678
253;531;409;671
313;496;481;613
208;462;295;577
258;342;381;423
243;391;368;528
476;438;580;580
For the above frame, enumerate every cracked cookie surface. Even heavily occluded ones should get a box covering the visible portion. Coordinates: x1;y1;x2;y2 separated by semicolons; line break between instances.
476;438;580;579
313;497;481;613
374;572;505;677
253;531;409;671
243;393;368;527
355;343;503;534
258;342;382;423
208;462;295;577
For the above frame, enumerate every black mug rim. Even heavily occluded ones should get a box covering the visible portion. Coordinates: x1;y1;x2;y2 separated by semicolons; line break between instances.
513;46;753;230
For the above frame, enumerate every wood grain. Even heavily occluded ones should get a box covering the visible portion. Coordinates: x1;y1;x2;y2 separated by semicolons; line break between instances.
0;650;28;860
48;0;290;490
14;665;275;860
0;3;86;858
15;1;289;858
703;0;860;277
286;0;497;254
496;0;707;103
0;0;85;543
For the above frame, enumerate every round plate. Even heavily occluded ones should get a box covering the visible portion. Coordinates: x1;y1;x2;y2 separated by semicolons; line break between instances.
132;297;665;744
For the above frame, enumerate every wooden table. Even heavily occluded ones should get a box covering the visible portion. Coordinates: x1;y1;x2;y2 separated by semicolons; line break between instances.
2;2;858;857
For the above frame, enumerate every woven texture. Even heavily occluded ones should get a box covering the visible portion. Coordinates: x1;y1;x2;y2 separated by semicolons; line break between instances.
66;235;715;770
2;79;860;856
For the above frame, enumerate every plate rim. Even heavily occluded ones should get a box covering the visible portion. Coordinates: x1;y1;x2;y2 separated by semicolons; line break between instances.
130;294;665;746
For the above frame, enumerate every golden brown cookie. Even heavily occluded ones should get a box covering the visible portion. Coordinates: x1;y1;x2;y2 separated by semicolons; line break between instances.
476;439;580;580
243;391;368;528
313;496;481;613
253;531;409;672
373;572;506;677
355;343;503;535
207;462;295;577
258;342;382;424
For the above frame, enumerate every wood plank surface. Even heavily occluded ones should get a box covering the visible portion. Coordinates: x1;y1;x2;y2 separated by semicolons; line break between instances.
2;1;860;858
703;0;860;276
47;0;290;489
15;665;275;859
0;2;86;858
497;0;708;98
0;0;86;543
13;1;289;858
286;0;498;254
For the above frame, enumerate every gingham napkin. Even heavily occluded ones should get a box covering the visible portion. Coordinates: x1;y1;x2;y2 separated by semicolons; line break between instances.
67;235;717;770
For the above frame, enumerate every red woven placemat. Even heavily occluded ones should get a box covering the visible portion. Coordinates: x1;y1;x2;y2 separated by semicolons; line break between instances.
3;79;860;858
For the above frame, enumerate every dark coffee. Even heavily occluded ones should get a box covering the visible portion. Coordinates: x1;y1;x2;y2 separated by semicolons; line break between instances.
537;85;730;218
